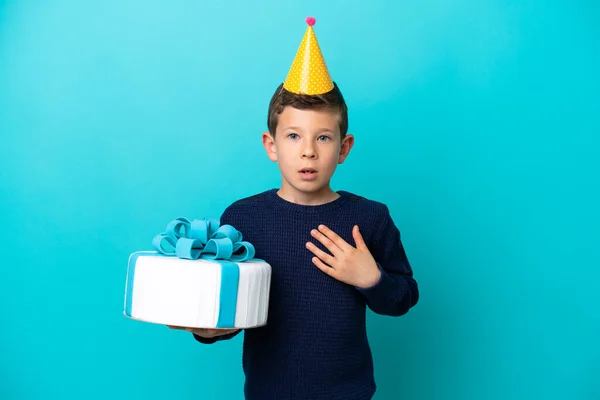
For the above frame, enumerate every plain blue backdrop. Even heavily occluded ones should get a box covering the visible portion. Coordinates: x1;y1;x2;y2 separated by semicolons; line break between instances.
1;1;599;399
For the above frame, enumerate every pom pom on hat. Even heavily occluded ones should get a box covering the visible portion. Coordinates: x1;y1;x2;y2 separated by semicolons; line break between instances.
306;17;316;26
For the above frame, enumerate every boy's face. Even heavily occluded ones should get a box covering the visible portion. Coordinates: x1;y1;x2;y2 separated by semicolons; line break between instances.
262;106;354;205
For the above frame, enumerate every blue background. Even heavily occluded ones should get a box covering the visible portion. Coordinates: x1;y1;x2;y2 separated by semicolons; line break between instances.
1;1;599;399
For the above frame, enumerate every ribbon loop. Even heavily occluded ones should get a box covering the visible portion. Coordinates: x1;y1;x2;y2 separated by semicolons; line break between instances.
214;224;243;243
165;217;191;239
152;234;177;255
203;238;233;260
231;242;255;262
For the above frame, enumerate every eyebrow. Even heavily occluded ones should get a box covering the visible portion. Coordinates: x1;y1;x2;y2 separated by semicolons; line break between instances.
283;127;334;134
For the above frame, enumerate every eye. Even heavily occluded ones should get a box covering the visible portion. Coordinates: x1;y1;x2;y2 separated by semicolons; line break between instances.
287;133;299;140
317;135;331;142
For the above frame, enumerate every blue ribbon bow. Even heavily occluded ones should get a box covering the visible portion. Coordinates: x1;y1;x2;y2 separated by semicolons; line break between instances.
152;217;255;262
150;217;257;328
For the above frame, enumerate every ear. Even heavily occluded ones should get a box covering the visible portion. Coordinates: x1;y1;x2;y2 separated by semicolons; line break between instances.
338;133;354;164
262;131;278;162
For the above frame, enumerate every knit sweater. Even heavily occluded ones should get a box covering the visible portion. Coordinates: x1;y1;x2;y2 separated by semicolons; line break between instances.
193;189;419;400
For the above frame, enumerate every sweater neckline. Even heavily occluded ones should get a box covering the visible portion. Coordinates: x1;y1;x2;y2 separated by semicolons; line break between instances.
266;188;350;215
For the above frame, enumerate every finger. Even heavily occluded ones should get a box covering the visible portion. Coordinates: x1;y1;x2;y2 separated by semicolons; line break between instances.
352;225;368;250
311;256;337;278
318;225;352;251
209;328;238;337
168;325;185;330
306;241;336;266
311;227;344;255
189;328;213;336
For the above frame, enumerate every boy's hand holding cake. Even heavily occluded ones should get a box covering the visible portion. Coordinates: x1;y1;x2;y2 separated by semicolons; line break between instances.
167;326;240;338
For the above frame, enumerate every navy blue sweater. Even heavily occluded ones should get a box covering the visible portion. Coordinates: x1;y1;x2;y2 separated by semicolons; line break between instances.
194;189;419;400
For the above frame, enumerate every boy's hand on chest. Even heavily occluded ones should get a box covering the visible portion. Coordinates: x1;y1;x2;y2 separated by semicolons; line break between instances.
305;224;381;289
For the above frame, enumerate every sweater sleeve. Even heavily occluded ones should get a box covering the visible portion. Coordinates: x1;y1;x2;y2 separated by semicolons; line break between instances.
191;205;243;344
355;206;419;316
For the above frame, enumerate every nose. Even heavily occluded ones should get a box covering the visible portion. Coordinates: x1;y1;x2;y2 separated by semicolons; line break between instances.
301;141;317;159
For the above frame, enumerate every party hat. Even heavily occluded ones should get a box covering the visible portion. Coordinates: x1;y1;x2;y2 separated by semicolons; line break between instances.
283;17;334;95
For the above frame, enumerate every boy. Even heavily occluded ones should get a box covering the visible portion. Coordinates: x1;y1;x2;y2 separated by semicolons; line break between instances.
169;17;418;400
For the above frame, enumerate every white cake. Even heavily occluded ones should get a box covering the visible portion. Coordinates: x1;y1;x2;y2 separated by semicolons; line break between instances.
123;217;271;329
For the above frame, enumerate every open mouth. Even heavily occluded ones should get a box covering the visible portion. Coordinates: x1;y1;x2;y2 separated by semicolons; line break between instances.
299;168;318;180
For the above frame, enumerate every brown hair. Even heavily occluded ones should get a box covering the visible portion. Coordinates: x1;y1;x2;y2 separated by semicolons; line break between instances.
267;82;348;138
